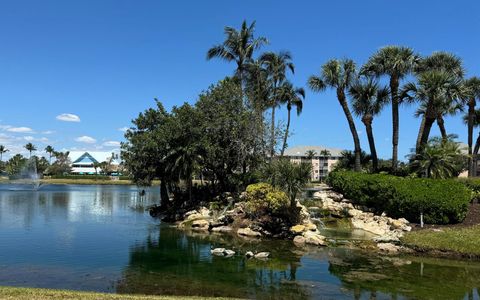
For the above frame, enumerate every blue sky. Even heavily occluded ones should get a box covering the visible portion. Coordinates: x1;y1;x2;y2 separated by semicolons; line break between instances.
0;0;479;160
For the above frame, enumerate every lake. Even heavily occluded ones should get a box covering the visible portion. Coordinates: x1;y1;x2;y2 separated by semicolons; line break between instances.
1;184;480;299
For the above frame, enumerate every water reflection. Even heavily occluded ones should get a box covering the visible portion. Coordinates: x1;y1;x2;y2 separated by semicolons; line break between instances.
1;184;480;299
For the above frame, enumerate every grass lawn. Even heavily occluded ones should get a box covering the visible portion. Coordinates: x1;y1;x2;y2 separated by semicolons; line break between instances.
402;225;480;257
0;286;237;300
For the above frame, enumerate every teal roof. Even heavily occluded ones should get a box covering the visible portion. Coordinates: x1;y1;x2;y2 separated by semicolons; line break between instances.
72;152;99;164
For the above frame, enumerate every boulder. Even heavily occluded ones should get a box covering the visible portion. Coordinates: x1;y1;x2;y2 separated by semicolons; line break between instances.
290;225;306;234
254;252;270;259
377;242;400;254
191;219;209;230
199;207;211;217
237;227;262;237
210;248;226;256
224;249;235;256
245;251;254;258
303;231;326;246
305;223;317;232
211;226;233;233
293;235;306;245
186;212;203;221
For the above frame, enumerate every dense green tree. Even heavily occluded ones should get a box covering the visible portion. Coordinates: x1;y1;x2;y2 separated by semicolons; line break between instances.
334;150;372;171
5;154;27;176
278;82;305;156
305;150;317;160
349;77;389;171
361;46;419;170
47;151;71;175
308;59;362;171
259;51;295;157
24;143;36;158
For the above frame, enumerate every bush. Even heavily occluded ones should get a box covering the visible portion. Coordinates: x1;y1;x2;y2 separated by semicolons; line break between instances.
245;183;289;217
457;178;480;202
327;171;472;224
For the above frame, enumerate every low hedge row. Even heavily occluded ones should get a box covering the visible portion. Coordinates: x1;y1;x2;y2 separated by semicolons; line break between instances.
326;171;472;224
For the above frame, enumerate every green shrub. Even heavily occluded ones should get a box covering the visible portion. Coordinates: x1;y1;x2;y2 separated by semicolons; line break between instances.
245;183;289;217
327;171;471;224
457;178;480;201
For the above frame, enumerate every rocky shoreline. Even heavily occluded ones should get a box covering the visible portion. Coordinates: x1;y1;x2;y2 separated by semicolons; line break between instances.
166;186;415;255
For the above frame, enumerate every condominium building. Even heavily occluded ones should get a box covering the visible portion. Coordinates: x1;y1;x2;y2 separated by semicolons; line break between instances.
283;145;343;181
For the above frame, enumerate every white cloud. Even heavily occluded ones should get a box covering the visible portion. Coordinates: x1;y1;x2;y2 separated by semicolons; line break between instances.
75;136;96;144
42;130;54;134
118;127;129;132
56;113;81;122
6;126;34;133
24;136;34;141
103;141;121;147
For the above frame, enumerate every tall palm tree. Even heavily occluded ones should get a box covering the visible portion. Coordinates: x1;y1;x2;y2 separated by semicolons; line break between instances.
401;71;466;152
464;109;480;176
0;145;8;161
278;82;305;156
308;59;362;171
207;20;268;97
45;145;54;164
361;46;419;170
24;143;36;158
259;51;295;157
464;77;480;176
305;150;317;160
349;77;389;171
414;101;462;143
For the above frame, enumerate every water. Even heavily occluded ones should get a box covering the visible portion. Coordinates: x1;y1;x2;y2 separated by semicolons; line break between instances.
1;184;480;299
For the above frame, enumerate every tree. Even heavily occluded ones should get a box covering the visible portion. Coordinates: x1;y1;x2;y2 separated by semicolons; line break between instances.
349;77;389;171
409;135;465;179
308;59;362;171
93;162;100;175
305;150;317;160
278;82;305;156
319;149;331;158
24;143;37;158
259;51;295;157
207;20;268;99
464;77;480;176
464;109;480;176
5;154;27;177
335;150;372;171
47;151;71;175
45;145;54;164
0;145;8;161
361;46;419;170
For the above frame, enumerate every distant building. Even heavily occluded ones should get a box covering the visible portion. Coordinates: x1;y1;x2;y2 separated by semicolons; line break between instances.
283;145;343;181
68;151;120;175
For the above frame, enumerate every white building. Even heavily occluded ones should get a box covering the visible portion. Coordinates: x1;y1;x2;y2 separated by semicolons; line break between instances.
283;145;343;181
68;151;120;175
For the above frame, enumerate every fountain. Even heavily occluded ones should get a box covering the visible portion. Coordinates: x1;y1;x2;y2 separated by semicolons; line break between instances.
9;157;42;190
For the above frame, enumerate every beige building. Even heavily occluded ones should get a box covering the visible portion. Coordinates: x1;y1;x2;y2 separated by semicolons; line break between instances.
284;145;343;181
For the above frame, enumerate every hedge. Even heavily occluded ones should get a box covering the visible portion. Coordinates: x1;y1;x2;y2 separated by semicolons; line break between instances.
326;171;472;224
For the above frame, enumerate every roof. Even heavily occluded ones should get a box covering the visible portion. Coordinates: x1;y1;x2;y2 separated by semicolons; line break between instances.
69;151;120;165
283;145;344;157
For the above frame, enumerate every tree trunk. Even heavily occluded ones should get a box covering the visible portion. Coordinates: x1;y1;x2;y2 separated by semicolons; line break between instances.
419;117;436;151
270;82;278;158
160;180;170;210
436;115;447;140
337;88;361;171
363;116;378;172
468;99;476;177
280;106;291;157
390;75;400;170
473;132;480;176
416;115;426;153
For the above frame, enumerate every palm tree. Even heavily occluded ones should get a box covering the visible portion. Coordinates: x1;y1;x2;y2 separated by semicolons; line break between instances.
93;162;101;175
305;150;317;160
166;145;202;203
414;100;462;143
361;46;419;170
464;77;480;176
259;51;295;157
409;135;463;179
207;20;268;97
464;109;480;176
278;82;305;156
24;143;36;158
308;59;362;171
0;145;8;161
349;77;389;171
44;145;54;164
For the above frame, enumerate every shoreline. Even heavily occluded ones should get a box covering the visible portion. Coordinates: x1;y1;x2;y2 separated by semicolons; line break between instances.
0;286;236;300
0;179;161;186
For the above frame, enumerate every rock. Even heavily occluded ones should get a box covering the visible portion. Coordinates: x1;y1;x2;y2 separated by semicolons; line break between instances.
211;226;233;233
305;223;317;231
389;219;405;230
313;191;328;200
224;249;235;256
191;219;209;230
209;220;224;228
373;233;401;243
293;235;306;245
186;212;203;221
245;251;254;258
290;225;306;234
303;231;326;246
327;191;343;202
199;207;211;217
210;248;226;256
308;206;321;212
347;208;362;218
377;242;400;254
254;252;270;259
237;227;262;237
398;218;409;224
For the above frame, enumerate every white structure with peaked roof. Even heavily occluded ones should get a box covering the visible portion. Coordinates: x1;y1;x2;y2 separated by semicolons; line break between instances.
283;145;344;181
69;151;120;175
